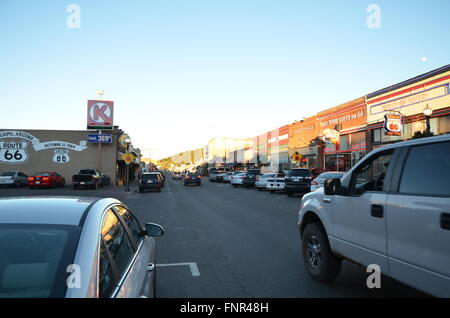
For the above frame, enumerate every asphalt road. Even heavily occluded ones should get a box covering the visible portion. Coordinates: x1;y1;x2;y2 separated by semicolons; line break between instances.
0;179;429;298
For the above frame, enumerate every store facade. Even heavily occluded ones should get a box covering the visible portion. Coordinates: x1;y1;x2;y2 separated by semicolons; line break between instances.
288;116;319;169
366;65;450;150
267;125;290;171
316;97;367;172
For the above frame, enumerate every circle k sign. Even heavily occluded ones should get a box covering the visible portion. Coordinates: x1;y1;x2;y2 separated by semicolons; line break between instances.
87;100;114;129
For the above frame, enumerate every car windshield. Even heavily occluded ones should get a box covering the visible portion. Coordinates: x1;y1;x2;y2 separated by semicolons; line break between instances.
34;172;51;176
287;169;311;177
79;170;96;175
247;170;260;175
318;172;344;179
0;172;15;176
0;224;80;298
142;174;158;180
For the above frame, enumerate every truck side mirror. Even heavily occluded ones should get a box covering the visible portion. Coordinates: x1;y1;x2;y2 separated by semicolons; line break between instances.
324;178;342;195
144;223;165;237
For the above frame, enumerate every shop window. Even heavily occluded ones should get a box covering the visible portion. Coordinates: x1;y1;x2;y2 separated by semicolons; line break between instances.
439;116;450;134
381;130;402;142
372;129;381;143
339;134;350;151
401;123;412;139
350;131;366;150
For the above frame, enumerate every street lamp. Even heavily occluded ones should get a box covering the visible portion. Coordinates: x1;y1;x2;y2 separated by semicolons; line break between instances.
423;104;433;134
124;136;131;192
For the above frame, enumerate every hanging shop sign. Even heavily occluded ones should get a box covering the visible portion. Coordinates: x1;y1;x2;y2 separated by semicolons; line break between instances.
321;129;340;144
383;112;403;136
87;100;114;130
0;141;29;164
53;149;70;163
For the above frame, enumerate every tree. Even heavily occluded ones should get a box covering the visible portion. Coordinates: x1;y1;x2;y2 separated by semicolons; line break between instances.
412;130;434;139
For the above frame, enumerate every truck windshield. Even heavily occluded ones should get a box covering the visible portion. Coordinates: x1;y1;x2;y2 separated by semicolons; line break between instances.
79;170;96;175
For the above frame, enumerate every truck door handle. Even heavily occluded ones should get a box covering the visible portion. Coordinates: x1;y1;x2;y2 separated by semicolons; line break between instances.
147;263;155;272
441;213;450;230
371;204;384;218
323;198;331;203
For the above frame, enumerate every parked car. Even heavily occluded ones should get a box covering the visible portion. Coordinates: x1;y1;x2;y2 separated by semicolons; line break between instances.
216;172;229;183
230;172;246;187
138;172;163;193
0;196;164;297
310;171;344;192
184;173;201;186
242;169;261;188
298;135;450;297
72;169;104;190
154;170;166;182
208;171;223;182
224;171;243;183
255;173;276;190
285;168;312;196
0;171;28;188
154;171;165;188
172;172;182;180
28;172;65;189
266;173;287;193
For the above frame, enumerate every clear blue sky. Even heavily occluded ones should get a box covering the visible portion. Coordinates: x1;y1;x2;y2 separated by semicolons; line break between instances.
0;0;449;159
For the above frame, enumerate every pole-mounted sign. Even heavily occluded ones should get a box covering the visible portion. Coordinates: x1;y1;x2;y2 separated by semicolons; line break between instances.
87;100;114;130
384;112;403;136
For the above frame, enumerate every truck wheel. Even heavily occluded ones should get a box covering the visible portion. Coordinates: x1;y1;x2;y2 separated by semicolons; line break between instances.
301;223;341;282
73;185;78;190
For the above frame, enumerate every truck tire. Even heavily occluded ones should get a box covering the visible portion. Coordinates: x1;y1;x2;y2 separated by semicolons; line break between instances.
301;223;342;282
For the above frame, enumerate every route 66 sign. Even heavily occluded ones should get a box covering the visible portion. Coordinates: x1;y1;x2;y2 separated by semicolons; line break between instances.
53;149;70;163
0;141;29;164
384;112;403;136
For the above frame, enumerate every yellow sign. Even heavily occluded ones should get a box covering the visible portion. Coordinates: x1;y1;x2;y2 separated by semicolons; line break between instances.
122;152;135;165
291;152;302;162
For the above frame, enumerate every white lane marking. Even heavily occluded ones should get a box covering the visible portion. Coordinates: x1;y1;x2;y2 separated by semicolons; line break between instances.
156;262;200;277
165;179;173;194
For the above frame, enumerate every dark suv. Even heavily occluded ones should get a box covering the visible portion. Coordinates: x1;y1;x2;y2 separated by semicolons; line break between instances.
243;169;261;188
184;173;202;186
285;168;312;196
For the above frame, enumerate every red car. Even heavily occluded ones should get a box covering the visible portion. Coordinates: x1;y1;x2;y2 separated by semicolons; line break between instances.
28;172;65;189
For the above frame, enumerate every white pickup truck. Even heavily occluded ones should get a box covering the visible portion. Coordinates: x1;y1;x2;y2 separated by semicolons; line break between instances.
298;134;450;297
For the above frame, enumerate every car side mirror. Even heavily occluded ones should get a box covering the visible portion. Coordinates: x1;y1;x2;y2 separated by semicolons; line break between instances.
324;178;342;195
144;223;165;237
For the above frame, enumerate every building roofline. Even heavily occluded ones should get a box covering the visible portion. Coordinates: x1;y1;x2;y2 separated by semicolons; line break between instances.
367;64;450;99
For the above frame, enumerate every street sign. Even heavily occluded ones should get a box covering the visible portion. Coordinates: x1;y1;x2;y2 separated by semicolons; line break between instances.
87;100;114;130
88;134;113;143
384;112;403;136
122;152;135;165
